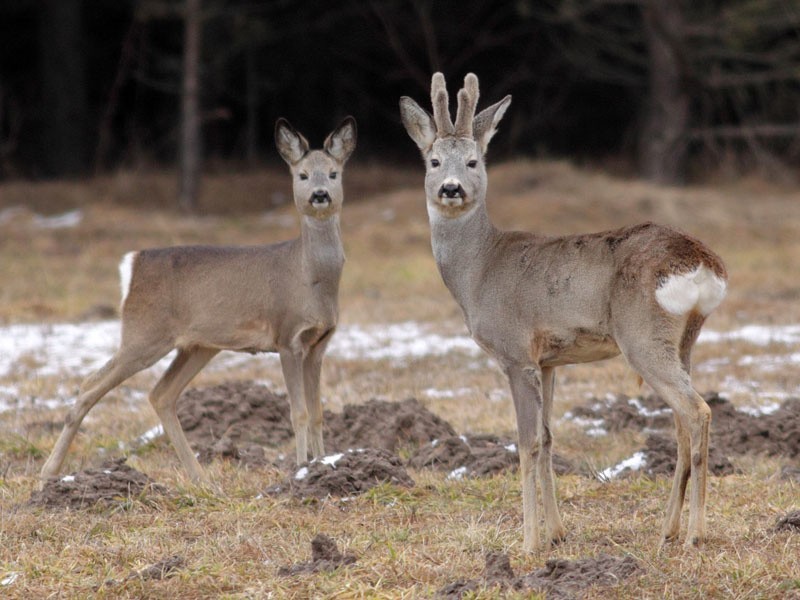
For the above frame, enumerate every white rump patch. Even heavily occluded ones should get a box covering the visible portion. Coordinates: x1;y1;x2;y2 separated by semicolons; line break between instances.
119;251;137;307
655;265;727;316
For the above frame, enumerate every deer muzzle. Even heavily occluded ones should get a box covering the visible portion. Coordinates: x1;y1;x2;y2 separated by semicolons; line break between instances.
310;189;331;207
438;181;465;207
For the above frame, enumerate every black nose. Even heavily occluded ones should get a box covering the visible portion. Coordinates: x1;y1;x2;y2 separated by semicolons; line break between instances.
439;183;463;198
310;189;330;204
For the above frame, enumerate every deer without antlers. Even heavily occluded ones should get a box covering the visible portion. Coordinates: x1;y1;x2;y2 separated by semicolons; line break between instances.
41;117;357;483
400;73;727;550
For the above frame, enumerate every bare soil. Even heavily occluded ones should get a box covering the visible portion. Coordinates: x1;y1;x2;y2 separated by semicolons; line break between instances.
266;447;415;499
438;551;640;599
278;534;357;576
177;381;292;467
408;433;580;477
569;392;800;476
28;385;799;511
176;383;456;462
99;555;186;590
324;397;457;453
774;511;800;533
27;457;167;510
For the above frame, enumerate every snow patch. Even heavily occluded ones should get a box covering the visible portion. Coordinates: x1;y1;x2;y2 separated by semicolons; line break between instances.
32;209;83;229
599;451;647;481
320;452;345;467
447;466;468;480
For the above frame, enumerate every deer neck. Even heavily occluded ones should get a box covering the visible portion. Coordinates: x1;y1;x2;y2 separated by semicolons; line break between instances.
299;214;345;285
428;199;498;310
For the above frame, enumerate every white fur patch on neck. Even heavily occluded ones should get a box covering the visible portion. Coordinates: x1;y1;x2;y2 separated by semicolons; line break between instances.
655;265;727;316
119;251;137;308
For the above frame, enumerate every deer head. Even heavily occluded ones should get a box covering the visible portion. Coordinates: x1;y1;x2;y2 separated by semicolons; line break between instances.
399;73;511;218
276;117;357;219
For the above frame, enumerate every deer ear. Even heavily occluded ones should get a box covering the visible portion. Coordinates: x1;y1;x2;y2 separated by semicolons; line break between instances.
275;118;310;165
399;96;436;154
473;95;511;155
324;116;357;163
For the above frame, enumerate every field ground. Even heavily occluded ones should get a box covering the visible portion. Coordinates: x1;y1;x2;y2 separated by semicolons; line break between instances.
0;160;798;598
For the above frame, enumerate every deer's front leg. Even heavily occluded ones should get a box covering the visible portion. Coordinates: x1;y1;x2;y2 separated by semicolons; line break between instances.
279;349;308;465
506;364;545;552
302;330;334;459
539;366;566;544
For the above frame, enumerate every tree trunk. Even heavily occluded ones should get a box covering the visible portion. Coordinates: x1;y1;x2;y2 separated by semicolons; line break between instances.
639;0;689;185
245;38;258;166
178;0;202;212
39;0;88;178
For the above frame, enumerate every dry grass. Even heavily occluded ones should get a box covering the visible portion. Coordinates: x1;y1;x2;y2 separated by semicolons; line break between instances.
1;160;799;597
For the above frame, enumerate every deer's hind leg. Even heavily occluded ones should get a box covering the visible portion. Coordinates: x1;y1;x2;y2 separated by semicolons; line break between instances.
41;337;174;482
614;315;711;548
148;346;218;483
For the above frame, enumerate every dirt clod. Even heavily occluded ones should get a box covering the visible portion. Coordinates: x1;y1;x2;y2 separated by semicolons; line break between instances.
177;382;292;467
780;466;800;482
176;384;457;466
438;552;639;599
28;458;166;510
641;433;735;477
570;392;800;476
522;554;640;599
570;393;673;432
774;510;800;532
409;434;579;478
99;555;186;590
324;397;457;453
267;447;414;499
278;534;356;576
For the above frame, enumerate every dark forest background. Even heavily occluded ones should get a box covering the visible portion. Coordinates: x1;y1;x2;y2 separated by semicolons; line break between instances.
2;0;799;207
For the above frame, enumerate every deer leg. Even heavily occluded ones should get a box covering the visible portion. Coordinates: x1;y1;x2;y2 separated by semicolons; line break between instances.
662;412;691;542
618;332;710;548
302;330;334;459
507;365;544;552
280;349;308;465
644;377;710;548
683;389;711;547
40;342;173;483
539;366;566;544
148;346;218;483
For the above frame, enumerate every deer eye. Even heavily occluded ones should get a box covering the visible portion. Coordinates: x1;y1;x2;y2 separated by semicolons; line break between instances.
430;159;440;168
467;160;478;168
299;173;308;181
329;172;338;180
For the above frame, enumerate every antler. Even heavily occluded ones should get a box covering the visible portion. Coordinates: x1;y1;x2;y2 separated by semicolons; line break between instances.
454;73;479;138
431;72;455;136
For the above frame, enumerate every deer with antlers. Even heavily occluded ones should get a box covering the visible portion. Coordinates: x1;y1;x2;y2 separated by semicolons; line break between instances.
41;117;356;484
399;73;727;550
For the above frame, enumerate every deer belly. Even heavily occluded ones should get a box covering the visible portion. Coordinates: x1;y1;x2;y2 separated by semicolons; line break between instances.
539;331;620;367
181;320;278;353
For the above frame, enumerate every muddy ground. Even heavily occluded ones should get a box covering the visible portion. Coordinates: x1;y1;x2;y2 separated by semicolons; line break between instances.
278;534;357;576
28;382;799;509
571;391;800;477
265;447;415;499
29;457;167;510
438;551;640;599
174;382;799;480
